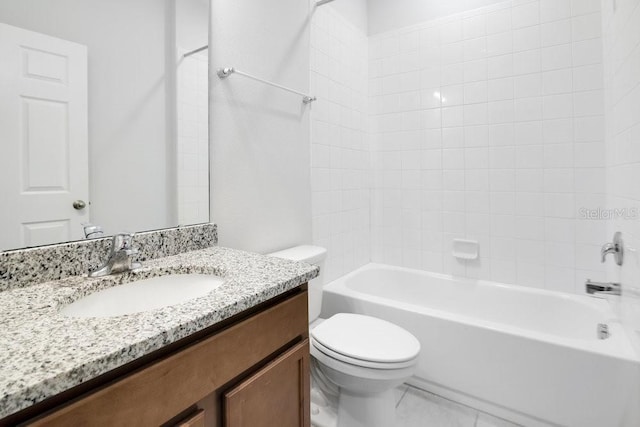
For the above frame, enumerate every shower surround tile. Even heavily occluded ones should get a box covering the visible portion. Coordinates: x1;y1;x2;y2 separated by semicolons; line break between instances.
368;0;607;293
310;2;371;283
0;223;217;292
603;0;640;364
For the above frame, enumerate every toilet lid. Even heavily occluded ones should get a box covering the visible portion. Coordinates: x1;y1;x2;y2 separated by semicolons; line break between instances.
310;313;420;364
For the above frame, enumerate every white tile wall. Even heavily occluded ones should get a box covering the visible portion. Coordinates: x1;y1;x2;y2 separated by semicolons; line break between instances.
602;0;640;353
369;0;607;293
310;4;370;282
177;51;209;225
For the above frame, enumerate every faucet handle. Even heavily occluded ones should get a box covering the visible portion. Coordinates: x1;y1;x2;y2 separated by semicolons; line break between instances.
600;243;616;263
89;233;141;277
601;232;624;266
123;247;139;256
111;233;137;252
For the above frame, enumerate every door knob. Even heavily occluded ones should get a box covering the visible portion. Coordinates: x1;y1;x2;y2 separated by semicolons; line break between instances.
73;200;87;210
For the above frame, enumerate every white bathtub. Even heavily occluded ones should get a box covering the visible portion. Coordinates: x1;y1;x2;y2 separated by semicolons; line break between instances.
321;263;640;427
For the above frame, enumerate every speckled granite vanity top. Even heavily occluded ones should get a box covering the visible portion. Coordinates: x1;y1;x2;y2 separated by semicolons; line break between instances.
0;246;318;418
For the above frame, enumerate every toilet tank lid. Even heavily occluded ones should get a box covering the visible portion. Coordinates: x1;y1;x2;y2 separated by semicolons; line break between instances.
268;245;327;264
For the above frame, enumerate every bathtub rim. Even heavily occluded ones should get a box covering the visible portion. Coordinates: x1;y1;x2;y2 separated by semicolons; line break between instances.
322;263;640;363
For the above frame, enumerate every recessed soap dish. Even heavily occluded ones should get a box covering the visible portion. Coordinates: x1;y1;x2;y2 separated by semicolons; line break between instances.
452;239;479;260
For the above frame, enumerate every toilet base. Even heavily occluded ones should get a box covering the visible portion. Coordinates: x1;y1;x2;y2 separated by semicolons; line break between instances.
337;389;396;427
311;385;337;427
310;385;397;427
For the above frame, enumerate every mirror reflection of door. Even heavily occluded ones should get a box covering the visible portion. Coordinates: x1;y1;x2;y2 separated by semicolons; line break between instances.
0;23;89;250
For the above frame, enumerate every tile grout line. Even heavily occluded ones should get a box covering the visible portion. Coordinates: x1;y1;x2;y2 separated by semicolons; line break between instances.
405;383;523;426
395;384;410;408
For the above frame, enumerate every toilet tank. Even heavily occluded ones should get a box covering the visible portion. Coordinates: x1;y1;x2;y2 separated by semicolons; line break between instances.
267;245;327;323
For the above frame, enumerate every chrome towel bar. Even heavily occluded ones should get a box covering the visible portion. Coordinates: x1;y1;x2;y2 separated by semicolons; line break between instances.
217;67;316;104
183;45;208;58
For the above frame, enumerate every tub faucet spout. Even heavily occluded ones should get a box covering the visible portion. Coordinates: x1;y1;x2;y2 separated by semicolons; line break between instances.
585;279;621;297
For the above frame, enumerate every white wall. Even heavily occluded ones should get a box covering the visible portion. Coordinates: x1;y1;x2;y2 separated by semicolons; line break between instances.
210;0;312;253
369;0;607;293
310;2;371;282
0;0;175;235
176;0;208;52
367;0;508;35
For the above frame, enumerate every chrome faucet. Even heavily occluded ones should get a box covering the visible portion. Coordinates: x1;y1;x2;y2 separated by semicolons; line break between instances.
585;279;621;297
89;233;141;277
601;232;624;265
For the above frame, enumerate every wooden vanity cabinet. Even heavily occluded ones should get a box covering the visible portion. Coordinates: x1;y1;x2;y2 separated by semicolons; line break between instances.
18;288;310;427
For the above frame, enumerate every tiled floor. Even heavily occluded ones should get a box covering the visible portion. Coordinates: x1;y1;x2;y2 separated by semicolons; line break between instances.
395;385;521;427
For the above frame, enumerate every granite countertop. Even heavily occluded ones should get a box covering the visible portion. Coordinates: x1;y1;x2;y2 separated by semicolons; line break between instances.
0;246;319;419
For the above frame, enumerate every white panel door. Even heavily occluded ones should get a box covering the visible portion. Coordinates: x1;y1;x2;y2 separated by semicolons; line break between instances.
0;23;89;250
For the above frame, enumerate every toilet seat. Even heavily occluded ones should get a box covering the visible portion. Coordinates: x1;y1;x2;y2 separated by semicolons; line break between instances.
310;313;420;369
311;338;417;369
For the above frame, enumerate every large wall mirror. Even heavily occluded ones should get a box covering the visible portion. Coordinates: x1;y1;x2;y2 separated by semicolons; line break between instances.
0;0;210;252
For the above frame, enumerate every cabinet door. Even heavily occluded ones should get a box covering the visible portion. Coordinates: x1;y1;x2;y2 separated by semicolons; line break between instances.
224;339;310;427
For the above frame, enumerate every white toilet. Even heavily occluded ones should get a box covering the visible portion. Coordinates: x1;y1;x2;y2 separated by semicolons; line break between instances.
269;245;420;427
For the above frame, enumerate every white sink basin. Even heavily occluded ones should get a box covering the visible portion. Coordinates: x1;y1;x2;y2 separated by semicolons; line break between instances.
60;274;224;318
